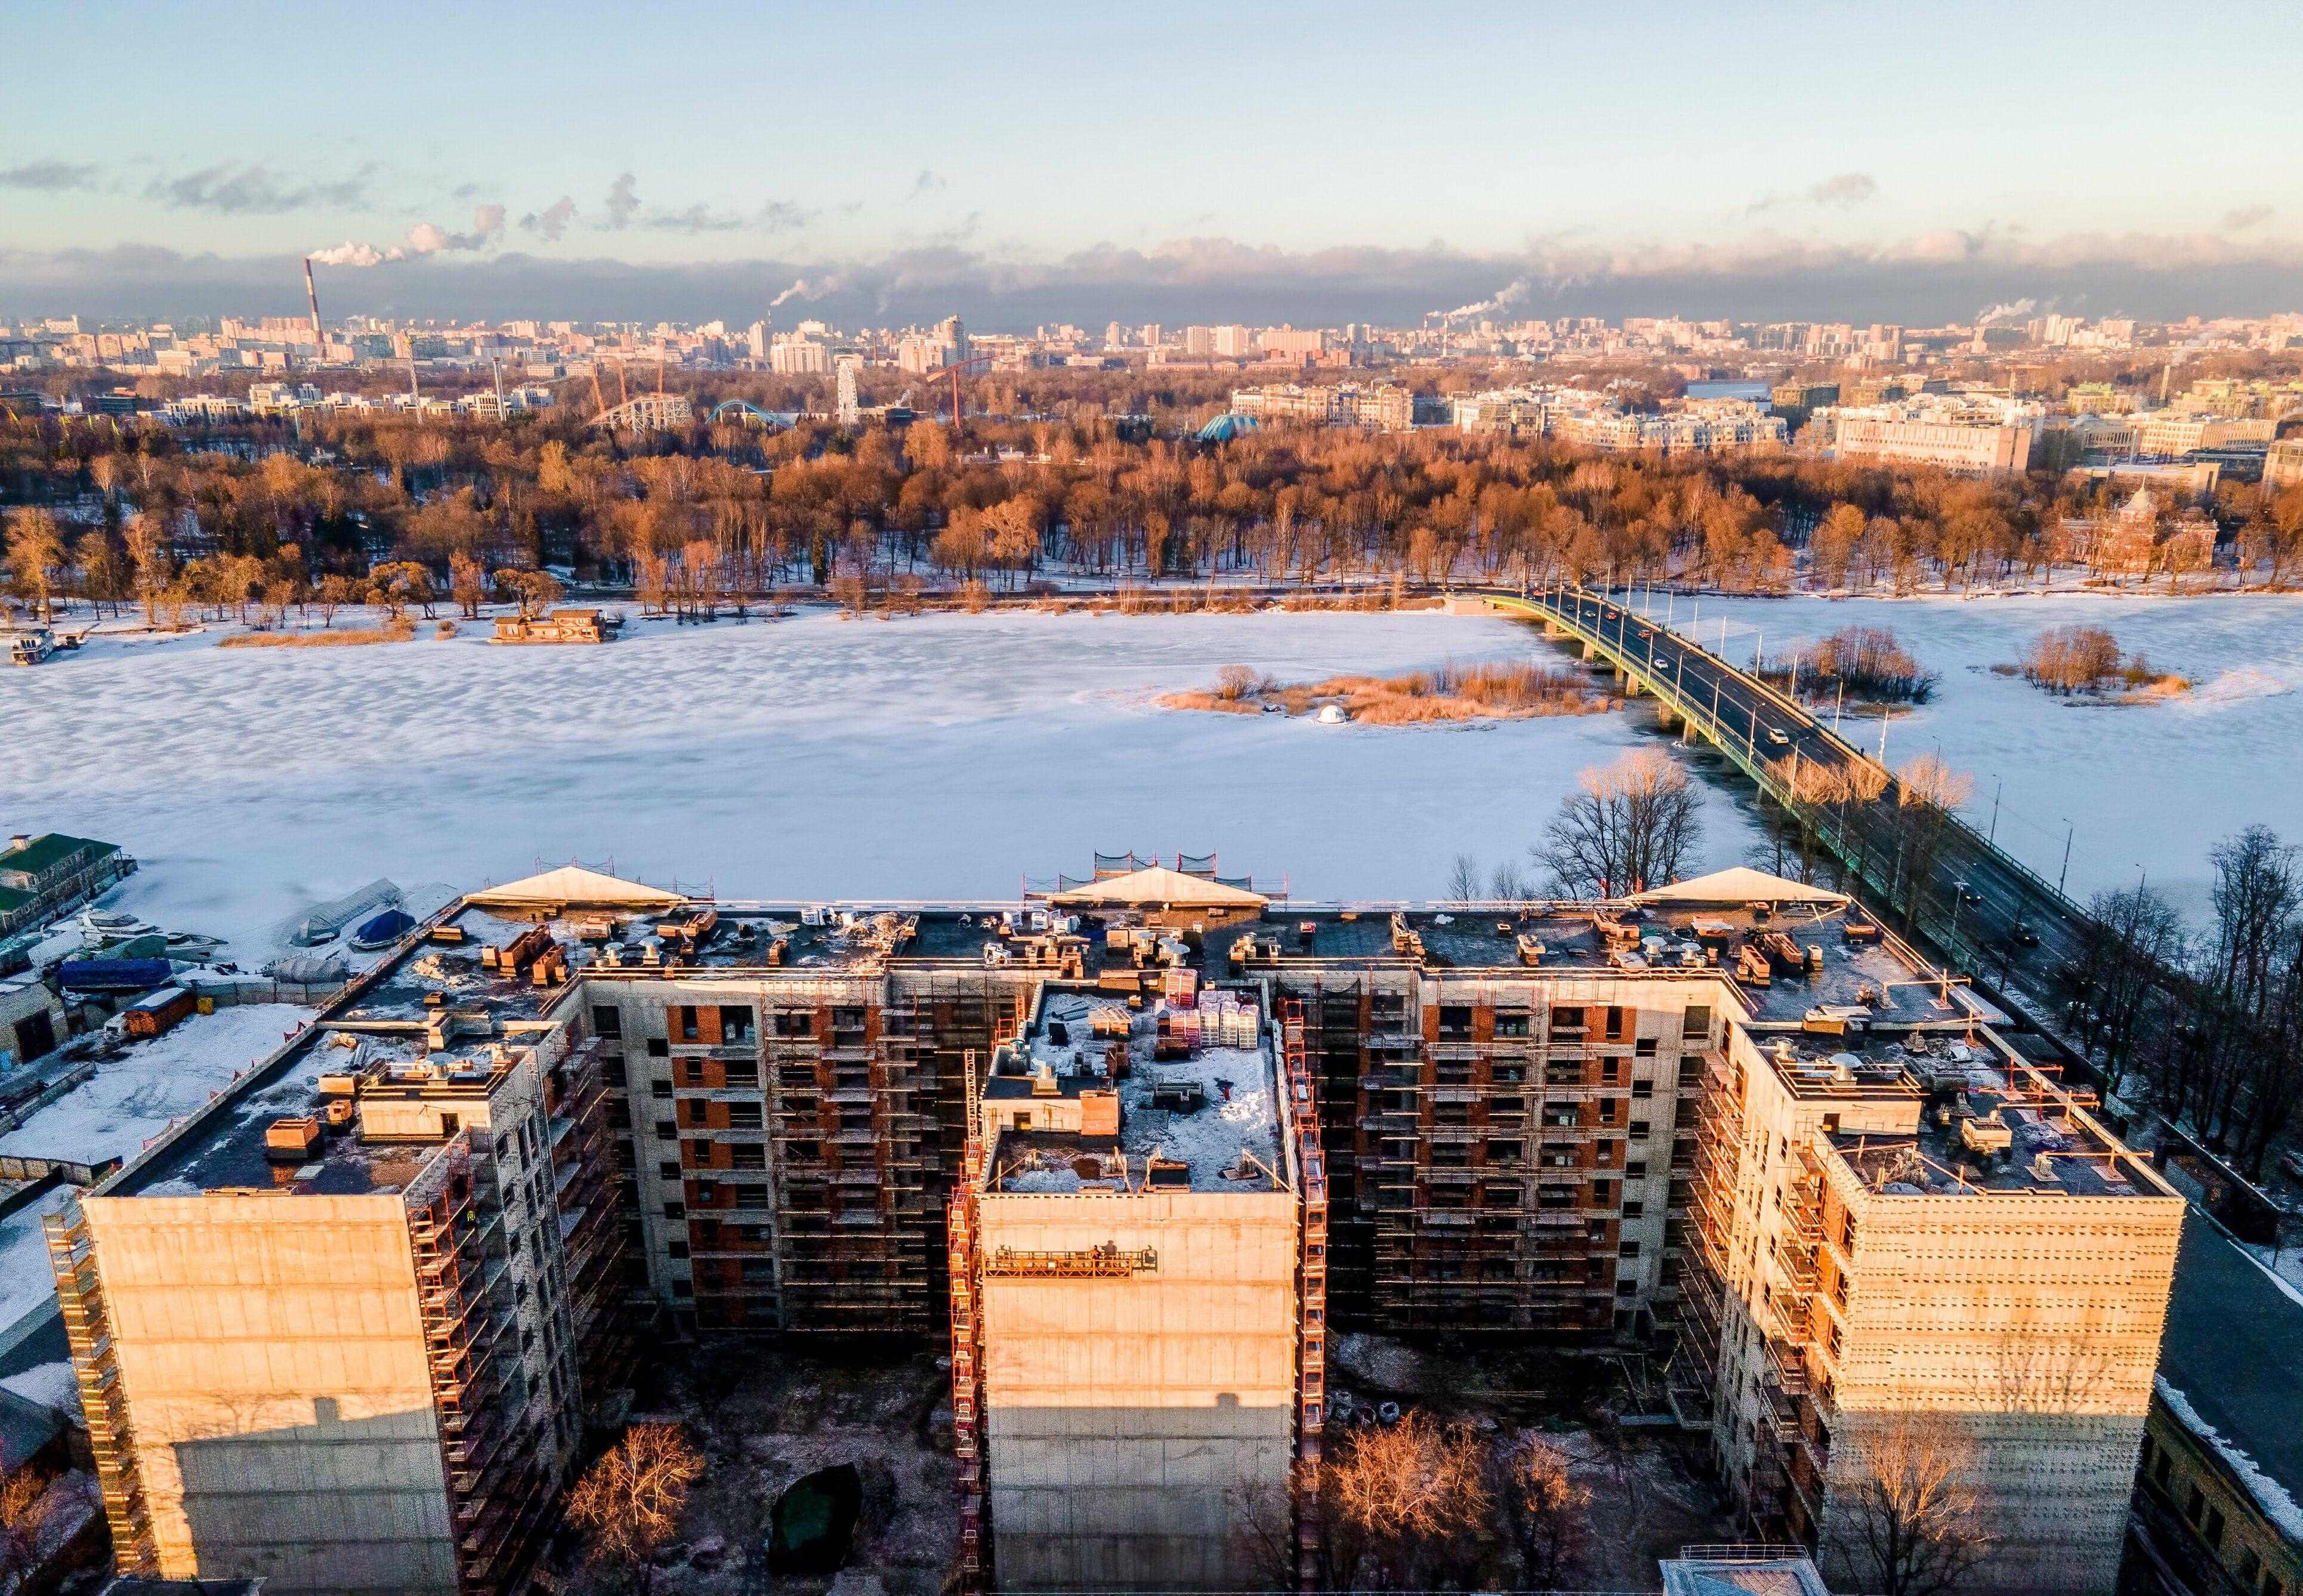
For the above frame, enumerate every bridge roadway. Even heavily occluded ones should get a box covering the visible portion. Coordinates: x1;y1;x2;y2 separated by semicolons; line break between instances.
1483;583;2091;993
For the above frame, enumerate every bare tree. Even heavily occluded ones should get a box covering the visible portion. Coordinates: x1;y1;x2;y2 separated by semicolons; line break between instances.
1829;1413;1995;1596
564;1422;705;1595
1496;1435;1589;1588
1535;748;1703;897
0;1465;61;1589
1319;1410;1494;1589
1446;852;1483;902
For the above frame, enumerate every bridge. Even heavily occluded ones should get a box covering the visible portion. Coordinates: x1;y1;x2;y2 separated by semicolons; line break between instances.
1486;582;2092;990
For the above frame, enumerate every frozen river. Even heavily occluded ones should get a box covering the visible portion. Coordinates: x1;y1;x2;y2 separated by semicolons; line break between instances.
8;593;2296;959
4;607;1758;961
1637;589;2303;924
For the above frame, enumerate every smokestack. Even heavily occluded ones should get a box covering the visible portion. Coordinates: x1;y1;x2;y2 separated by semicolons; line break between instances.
303;258;323;358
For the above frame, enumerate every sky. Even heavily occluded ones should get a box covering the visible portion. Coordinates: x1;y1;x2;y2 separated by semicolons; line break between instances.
4;1;2301;329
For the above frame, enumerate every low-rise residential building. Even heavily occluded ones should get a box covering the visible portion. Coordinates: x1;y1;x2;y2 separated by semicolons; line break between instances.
2262;437;2303;493
0;833;135;940
2138;1211;2303;1596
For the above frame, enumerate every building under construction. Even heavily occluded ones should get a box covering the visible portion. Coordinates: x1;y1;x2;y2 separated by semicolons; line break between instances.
50;858;2179;1595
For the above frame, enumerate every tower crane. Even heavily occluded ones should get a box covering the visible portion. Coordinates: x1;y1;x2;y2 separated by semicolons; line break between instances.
916;354;990;428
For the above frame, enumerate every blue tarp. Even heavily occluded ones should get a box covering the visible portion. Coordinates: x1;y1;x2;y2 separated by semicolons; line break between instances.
57;957;174;993
350;909;416;948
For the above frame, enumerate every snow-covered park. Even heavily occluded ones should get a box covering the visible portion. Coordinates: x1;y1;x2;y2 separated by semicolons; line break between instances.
4;607;1755;963
1646;590;2303;924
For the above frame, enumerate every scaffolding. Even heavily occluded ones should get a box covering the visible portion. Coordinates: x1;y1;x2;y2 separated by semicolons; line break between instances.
949;1043;987;1594
1281;996;1328;1591
45;1198;155;1573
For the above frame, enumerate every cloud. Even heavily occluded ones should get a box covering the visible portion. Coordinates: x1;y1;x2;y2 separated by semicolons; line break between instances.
644;203;752;236
586;177;815;236
0;160;103;193
910;170;947;198
146;161;377;214
2222;205;2274;232
520;196;577;242
601;172;640;231
1746;172;1878;217
11;226;2303;328
757;200;813;234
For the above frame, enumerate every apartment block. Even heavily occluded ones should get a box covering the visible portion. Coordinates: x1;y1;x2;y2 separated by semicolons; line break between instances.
1675;1023;2182;1596
53;860;2178;1594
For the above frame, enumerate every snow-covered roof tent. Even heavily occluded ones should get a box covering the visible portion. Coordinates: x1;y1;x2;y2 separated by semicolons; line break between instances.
465;865;688;913
1628;866;1849;907
1046;864;1267;919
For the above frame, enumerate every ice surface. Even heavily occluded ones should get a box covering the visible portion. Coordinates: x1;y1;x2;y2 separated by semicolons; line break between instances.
0;1004;314;1168
4;609;1758;955
1637;592;2303;924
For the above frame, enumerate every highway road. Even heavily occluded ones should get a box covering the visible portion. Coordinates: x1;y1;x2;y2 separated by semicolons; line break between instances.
1490;585;2094;998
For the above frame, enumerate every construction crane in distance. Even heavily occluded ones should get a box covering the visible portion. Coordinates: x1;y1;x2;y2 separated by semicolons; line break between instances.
917;354;990;428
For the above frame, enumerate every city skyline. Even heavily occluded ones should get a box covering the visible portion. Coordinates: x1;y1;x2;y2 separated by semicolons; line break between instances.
5;2;2302;325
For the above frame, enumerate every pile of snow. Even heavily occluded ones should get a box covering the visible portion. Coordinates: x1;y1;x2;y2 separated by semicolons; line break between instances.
0;1003;314;1169
2157;1376;2303;1543
2177;666;2295;712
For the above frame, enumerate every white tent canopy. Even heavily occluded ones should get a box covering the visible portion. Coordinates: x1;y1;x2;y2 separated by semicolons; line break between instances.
467;865;688;911
1046;865;1267;910
1628;866;1848;907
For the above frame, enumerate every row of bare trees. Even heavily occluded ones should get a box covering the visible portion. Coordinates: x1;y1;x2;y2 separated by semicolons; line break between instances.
2060;825;2303;1180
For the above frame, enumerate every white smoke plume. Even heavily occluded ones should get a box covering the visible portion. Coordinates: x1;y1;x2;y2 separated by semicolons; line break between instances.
308;206;505;268
1437;274;1533;322
1974;297;2037;327
768;278;808;308
308;240;385;267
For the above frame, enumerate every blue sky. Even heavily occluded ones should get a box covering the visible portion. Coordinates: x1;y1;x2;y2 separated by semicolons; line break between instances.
4;2;2300;324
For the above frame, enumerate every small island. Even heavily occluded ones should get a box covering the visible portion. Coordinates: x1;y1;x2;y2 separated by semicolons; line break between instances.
2002;623;2191;704
1161;659;1616;724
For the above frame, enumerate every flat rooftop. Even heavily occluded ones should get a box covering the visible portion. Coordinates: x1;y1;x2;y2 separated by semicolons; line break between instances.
112;1026;532;1199
1818;1039;2157;1199
2157;1210;2303;1538
983;986;1286;1196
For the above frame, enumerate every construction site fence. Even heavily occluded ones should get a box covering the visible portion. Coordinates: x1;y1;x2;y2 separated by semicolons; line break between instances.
188;975;350;1008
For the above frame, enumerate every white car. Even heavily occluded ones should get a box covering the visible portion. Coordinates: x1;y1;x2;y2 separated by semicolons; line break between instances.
1765;727;1792;746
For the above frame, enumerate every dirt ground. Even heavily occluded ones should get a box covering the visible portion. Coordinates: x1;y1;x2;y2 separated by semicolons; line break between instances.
1326;1332;1736;1590
557;1330;1728;1594
561;1337;961;1596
